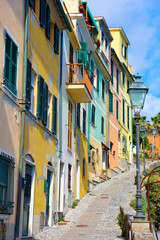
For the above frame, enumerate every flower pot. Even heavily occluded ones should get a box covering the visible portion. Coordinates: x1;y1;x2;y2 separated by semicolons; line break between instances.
95;39;100;48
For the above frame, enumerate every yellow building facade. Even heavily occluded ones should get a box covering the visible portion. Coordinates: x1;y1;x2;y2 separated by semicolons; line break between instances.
109;28;134;169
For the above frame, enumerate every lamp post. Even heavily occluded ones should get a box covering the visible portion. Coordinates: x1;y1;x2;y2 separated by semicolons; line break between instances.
152;127;157;161
128;74;148;220
140;126;147;175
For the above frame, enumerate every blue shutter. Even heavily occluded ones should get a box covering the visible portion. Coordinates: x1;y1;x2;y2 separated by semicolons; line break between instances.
26;59;32;109
52;95;57;134
83;109;86;135
91;60;94;84
37;75;44;120
29;0;33;7
43;82;48;125
40;0;46;29
78;41;88;67
54;24;59;54
116;100;119;120
97;68;99;92
46;5;50;39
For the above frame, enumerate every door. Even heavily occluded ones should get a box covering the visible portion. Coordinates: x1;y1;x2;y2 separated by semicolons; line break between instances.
22;164;32;236
45;170;51;226
58;163;64;212
76;160;80;200
102;150;106;170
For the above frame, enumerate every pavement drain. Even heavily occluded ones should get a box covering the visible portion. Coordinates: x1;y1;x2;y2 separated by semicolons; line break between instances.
76;225;88;228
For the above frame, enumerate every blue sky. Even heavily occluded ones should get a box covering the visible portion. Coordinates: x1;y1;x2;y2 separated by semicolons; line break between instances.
87;0;160;120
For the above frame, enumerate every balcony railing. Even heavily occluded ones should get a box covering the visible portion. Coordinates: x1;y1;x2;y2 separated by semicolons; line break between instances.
66;63;92;103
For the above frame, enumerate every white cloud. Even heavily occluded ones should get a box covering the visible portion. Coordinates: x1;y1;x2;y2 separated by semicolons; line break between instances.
141;94;160;120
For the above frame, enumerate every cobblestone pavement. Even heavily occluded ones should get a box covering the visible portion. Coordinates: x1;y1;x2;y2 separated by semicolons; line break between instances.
35;169;136;240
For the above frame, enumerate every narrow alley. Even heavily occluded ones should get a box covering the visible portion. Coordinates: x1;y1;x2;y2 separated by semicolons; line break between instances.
35;170;136;240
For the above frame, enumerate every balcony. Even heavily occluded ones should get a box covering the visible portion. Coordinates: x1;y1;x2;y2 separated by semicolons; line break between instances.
66;63;92;103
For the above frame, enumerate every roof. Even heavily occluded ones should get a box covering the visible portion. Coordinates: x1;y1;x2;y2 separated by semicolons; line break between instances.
109;27;130;45
94;16;113;42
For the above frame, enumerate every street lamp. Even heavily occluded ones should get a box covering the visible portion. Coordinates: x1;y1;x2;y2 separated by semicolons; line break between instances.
140;126;147;175
128;74;148;220
152;127;157;161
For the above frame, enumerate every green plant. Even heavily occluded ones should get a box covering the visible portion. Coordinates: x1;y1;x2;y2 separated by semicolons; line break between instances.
102;169;106;174
89;193;97;196
121;170;125;173
72;201;78;209
58;216;65;222
117;213;126;237
130;195;147;215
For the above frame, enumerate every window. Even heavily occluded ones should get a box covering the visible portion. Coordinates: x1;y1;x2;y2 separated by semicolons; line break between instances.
40;0;46;29
83;158;85;177
109;90;113;113
52;95;57;135
111;59;113;85
122;42;127;59
4;33;18;95
102;78;105;101
127;105;130;130
101;116;104;135
116;69;119;94
116;100;119;121
123;99;125;125
91;60;94;85
37;75;49;125
30;70;36;114
68;164;72;190
78;41;88;67
47;92;51;129
83;108;86;135
88;156;91;163
105;39;108;50
91;104;95;125
127;79;129;90
102;31;104;42
0;152;15;214
122;72;125;86
54;24;59;54
110;141;113;154
122;135;127;152
68;100;72;150
97;68;99;92
77;103;80;128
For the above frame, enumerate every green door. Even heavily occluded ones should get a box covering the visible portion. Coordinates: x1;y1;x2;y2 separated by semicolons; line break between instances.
22;164;32;236
45;170;51;226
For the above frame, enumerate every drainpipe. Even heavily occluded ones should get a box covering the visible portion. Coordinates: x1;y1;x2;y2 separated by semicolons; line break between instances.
15;0;28;238
59;31;63;158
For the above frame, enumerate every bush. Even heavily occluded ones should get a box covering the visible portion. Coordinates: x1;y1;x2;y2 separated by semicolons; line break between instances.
72;201;78;209
58;216;65;222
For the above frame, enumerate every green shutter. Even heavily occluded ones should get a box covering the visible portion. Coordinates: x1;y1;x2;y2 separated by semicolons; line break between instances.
54;24;59;54
37;75;44;120
29;0;33;7
26;59;32;109
116;100;119;120
116;69;119;93
97;68;99;92
101;116;104;134
46;5;50;39
43;82;48;125
102;79;105;100
123;99;125;125
77;103;80;128
91;60;94;84
111;59;113;85
78;41;88;67
91;105;95;125
83;109;86;135
40;0;46;29
52;95;57;134
109;90;113;113
127;106;130;129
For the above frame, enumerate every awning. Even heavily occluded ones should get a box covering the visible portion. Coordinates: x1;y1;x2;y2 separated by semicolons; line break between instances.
101;142;110;151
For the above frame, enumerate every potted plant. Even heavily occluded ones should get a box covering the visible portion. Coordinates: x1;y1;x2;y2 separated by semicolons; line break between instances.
95;39;100;48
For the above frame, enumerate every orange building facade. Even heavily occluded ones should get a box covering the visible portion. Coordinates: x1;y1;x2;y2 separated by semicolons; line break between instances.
147;128;160;159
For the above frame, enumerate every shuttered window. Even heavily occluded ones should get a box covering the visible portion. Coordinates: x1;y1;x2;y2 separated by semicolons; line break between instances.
43;82;48;125
97;68;99;92
127;79;129;90
83;158;85;177
116;100;119;120
46;5;50;39
101;116;104;134
40;0;46;29
52;95;57;135
111;59;113;85
91;60;94;85
77;103;80;128
83;108;86;135
54;24;59;54
116;69;119;94
127;105;130;130
78;41;88;67
26;59;32;108
109;90;113;113
29;0;34;8
102;78;105;100
4;33;18;95
68;164;72;190
68;100;72;150
91;104;95;125
123;99;125;125
122;72;125;86
37;75;44;120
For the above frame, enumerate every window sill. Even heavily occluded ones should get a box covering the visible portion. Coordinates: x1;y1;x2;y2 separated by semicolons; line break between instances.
31;9;40;26
3;84;17;99
67;147;72;153
91;122;96;128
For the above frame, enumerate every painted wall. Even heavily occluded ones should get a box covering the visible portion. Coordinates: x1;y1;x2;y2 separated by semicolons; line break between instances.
0;0;24;239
